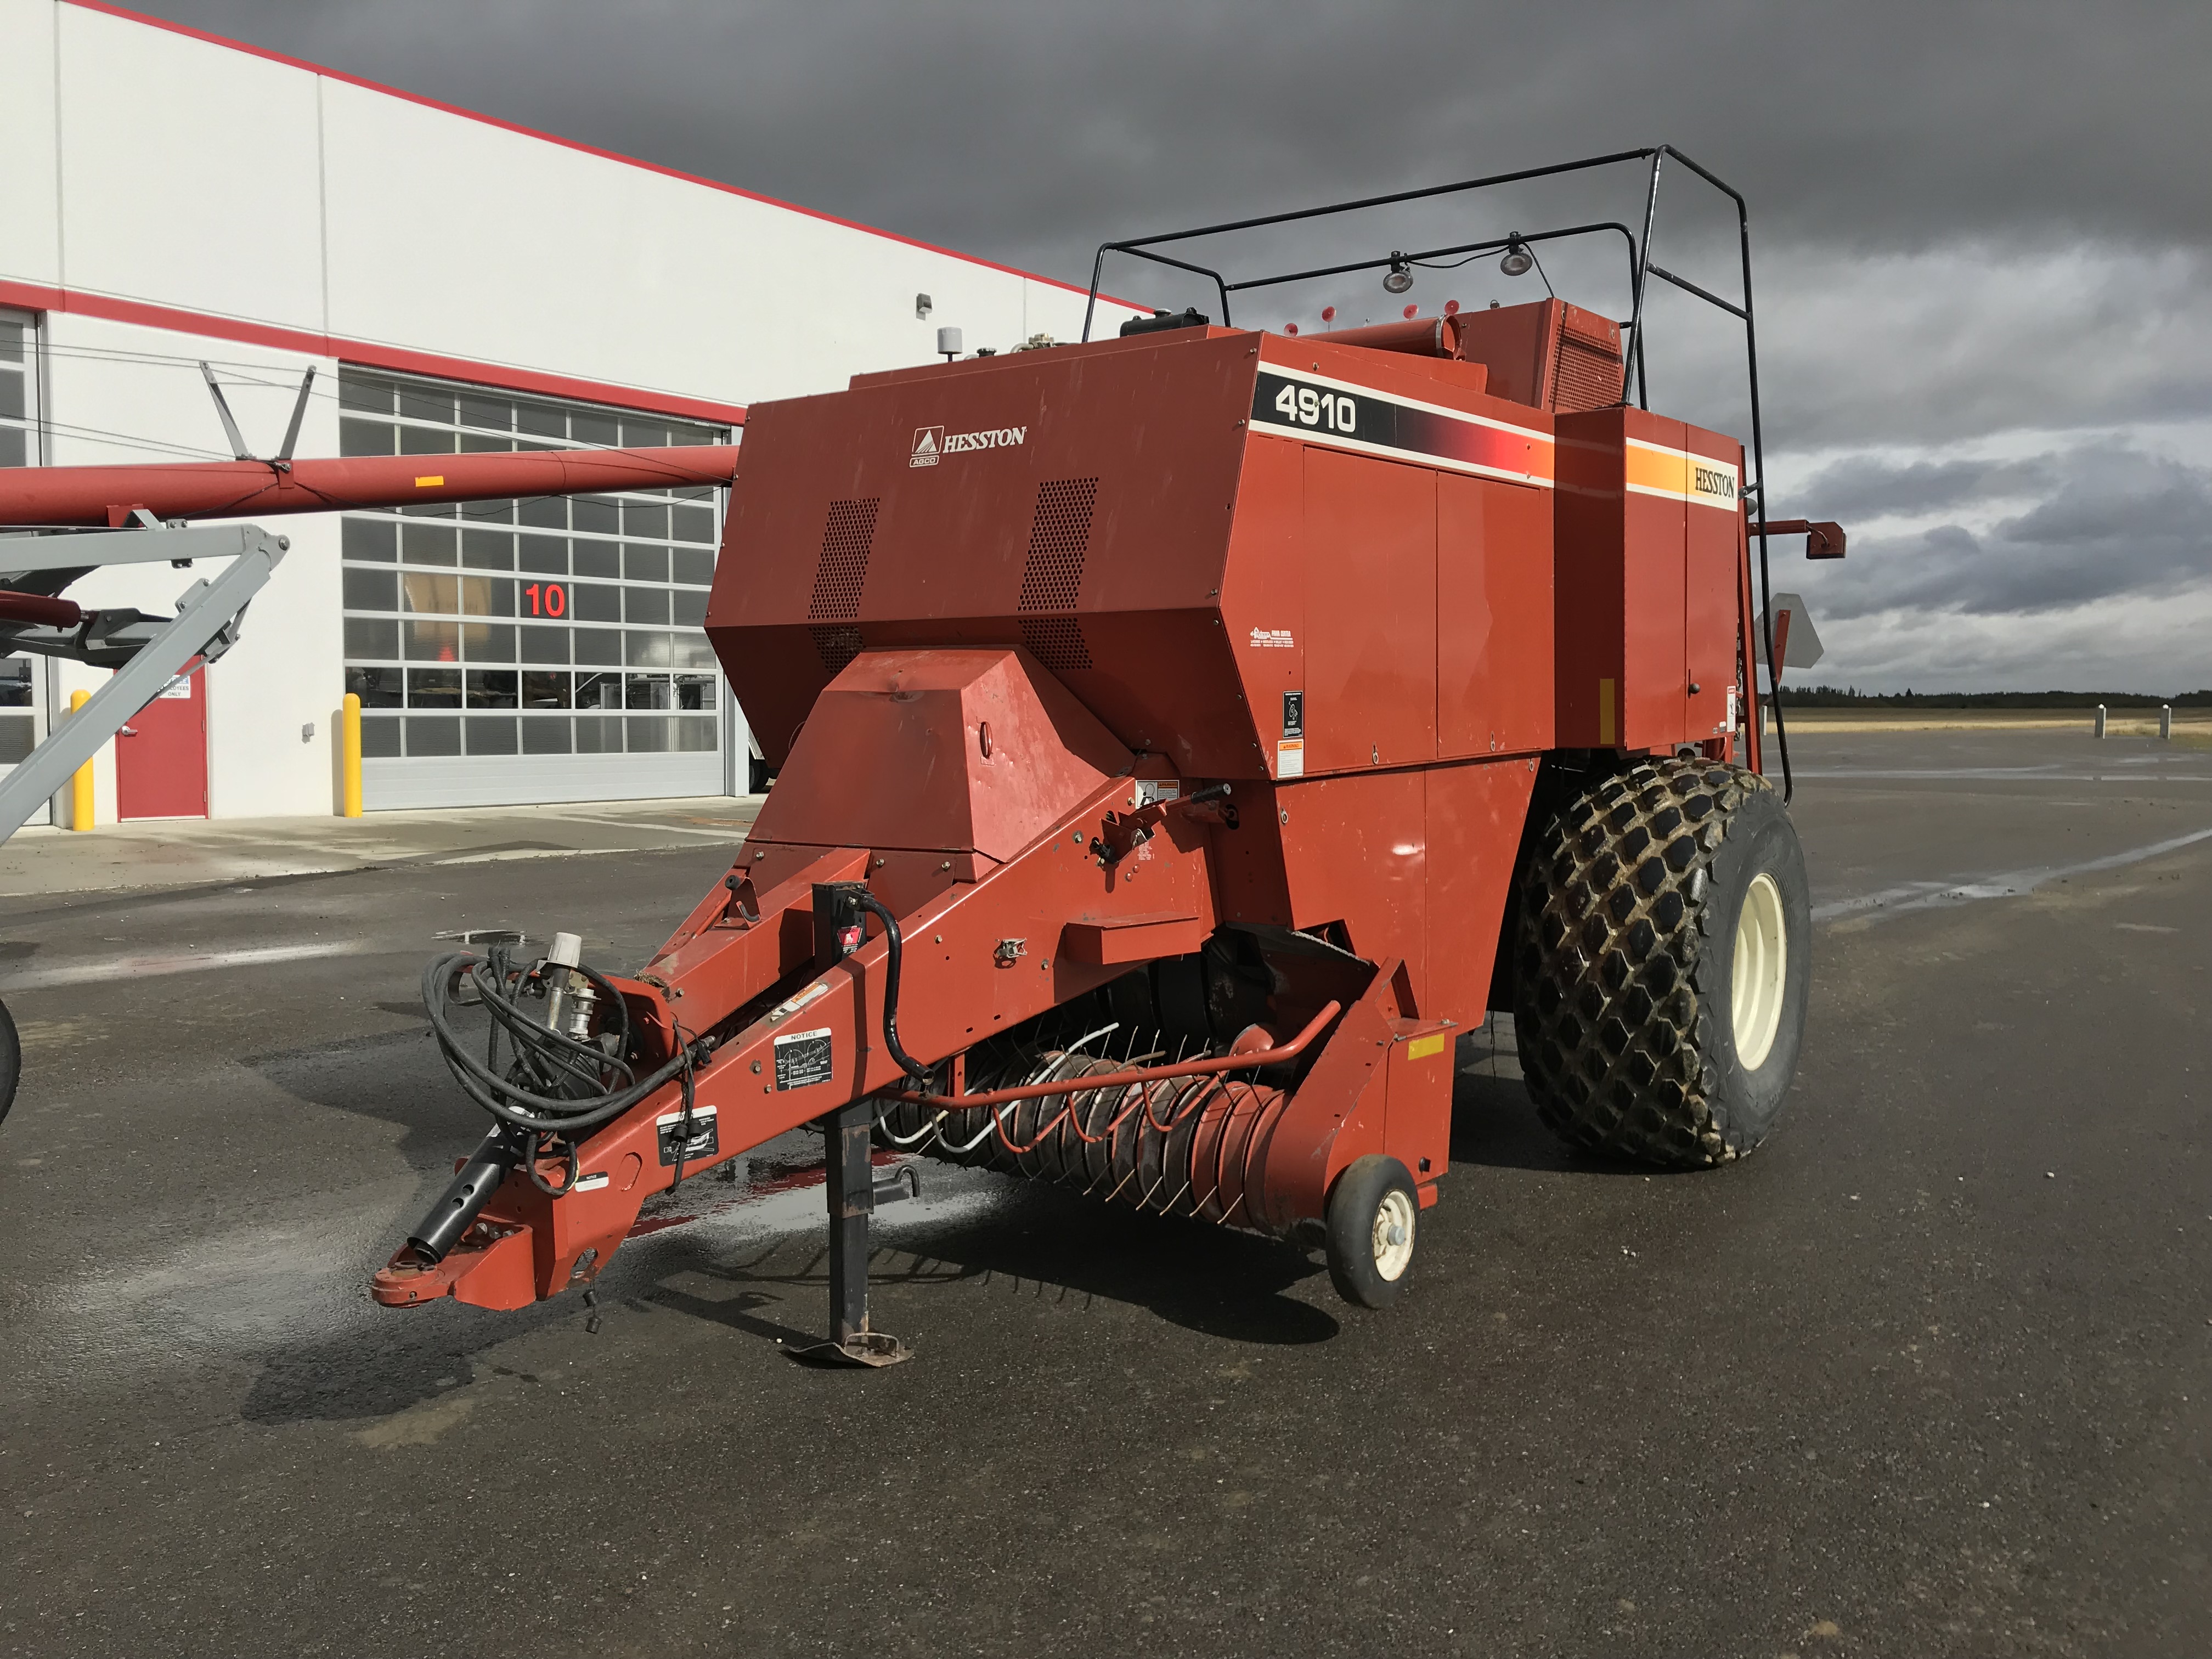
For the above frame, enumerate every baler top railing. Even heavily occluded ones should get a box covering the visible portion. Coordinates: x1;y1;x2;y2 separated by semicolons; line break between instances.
1079;143;1794;800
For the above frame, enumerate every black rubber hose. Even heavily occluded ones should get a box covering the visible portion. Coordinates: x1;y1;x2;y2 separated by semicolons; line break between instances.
421;949;700;1136
853;894;933;1084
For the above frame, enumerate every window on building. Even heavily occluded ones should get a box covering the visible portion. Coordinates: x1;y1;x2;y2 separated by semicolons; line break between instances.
0;310;32;470
0;309;42;770
336;366;726;770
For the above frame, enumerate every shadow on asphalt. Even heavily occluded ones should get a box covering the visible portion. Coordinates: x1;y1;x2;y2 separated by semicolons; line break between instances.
244;1026;475;1177
641;1178;1343;1350
232;1153;1341;1430
1450;1057;1708;1179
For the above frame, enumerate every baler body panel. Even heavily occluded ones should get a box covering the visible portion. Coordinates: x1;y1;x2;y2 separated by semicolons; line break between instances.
1240;330;1558;785
1554;407;1745;751
376;312;1771;1323
710;329;1265;779
743;646;1130;862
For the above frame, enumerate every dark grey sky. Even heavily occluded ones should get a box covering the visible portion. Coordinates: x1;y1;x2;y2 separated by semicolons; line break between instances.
146;0;2212;689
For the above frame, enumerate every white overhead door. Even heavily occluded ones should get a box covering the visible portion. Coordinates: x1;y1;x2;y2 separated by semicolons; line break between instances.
337;365;736;809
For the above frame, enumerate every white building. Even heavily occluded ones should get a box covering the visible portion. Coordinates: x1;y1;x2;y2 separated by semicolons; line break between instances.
0;0;1142;820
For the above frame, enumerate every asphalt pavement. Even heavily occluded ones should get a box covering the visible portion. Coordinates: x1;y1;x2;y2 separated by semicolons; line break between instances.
1;729;2206;1658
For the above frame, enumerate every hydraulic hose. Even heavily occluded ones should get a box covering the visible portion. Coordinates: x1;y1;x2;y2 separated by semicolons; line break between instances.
852;893;933;1085
408;944;713;1261
420;944;707;1137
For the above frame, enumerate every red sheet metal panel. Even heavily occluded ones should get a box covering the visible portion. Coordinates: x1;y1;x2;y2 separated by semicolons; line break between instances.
712;329;1261;777
744;646;1128;861
1557;404;1750;752
1420;755;1541;1024
1274;768;1429;1000
1218;431;1308;783
1436;470;1554;759
1299;447;1437;775
1683;421;1748;747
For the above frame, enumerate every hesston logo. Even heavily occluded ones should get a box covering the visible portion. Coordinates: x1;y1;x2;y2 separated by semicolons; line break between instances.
1693;464;1737;501
910;424;1027;467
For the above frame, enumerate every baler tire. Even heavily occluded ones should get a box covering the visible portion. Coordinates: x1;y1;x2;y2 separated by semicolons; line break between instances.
0;996;16;1125
1514;759;1810;1168
1323;1155;1419;1309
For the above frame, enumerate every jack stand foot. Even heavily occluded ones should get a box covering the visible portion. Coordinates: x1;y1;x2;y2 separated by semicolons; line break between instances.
785;1329;912;1369
787;1094;910;1369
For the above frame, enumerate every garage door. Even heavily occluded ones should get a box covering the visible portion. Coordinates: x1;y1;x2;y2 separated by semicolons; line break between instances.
336;366;739;809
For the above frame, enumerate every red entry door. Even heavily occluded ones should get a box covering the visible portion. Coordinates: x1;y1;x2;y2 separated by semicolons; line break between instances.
116;664;209;820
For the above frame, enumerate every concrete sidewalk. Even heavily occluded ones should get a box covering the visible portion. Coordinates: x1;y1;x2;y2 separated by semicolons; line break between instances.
0;795;764;898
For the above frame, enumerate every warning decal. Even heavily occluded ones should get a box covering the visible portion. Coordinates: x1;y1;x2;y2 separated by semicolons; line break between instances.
654;1103;719;1167
774;1026;835;1091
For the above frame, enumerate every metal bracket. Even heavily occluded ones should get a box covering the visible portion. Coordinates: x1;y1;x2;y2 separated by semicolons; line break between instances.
0;524;287;842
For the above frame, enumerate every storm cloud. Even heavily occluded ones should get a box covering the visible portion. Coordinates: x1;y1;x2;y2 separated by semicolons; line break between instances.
138;0;2212;689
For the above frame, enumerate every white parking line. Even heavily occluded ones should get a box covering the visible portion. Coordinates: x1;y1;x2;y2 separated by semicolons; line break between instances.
535;812;748;842
1813;824;2212;924
432;844;664;867
0;941;356;990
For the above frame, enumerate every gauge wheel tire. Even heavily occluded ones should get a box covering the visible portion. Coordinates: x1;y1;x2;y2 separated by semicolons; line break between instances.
1514;759;1810;1167
0;997;18;1126
1324;1155;1420;1309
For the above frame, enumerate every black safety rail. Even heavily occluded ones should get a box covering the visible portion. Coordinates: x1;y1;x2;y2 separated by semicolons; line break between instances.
1079;145;1795;802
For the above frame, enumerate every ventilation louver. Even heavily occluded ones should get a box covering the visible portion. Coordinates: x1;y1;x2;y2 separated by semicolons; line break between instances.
1017;478;1098;613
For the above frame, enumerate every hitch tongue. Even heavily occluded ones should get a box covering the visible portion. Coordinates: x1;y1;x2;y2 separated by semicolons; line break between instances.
405;1126;528;1263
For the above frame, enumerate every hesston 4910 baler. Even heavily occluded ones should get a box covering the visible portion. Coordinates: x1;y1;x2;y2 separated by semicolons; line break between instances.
0;147;1843;1364
369;149;1844;1363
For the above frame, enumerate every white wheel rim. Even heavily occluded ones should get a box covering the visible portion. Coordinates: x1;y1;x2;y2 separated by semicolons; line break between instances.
1370;1189;1415;1281
1731;871;1788;1071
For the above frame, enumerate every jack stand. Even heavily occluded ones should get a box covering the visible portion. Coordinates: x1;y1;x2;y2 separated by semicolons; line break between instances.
785;1099;911;1368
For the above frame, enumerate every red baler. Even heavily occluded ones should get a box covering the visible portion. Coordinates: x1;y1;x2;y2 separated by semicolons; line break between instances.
0;147;1838;1363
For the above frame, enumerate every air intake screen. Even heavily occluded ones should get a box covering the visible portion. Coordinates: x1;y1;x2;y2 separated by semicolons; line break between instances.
1017;478;1099;612
809;623;864;675
809;498;879;620
1553;334;1626;415
1020;617;1092;673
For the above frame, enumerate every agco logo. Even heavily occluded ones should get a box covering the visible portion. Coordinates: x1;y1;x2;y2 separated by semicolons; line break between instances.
911;424;1027;467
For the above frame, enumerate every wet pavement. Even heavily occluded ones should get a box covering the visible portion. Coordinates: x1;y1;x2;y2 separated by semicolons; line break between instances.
1;729;2207;1658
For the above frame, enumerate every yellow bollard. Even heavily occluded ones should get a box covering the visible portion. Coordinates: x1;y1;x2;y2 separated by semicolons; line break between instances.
68;688;93;831
341;691;363;817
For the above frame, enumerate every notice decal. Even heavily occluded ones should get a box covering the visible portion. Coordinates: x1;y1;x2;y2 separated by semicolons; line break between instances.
1248;627;1295;648
774;1026;835;1090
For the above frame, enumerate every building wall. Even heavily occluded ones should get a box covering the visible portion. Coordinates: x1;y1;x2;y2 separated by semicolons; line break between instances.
0;0;1146;823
